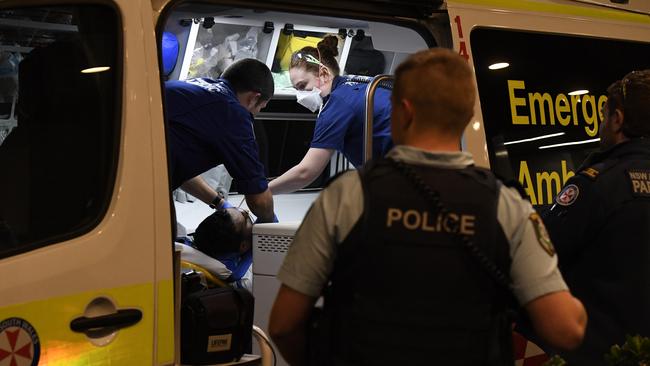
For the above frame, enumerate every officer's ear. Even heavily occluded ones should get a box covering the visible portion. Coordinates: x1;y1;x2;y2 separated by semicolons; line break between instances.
398;98;415;129
612;108;625;133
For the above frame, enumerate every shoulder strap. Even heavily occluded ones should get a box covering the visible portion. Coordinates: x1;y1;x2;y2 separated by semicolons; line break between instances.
388;158;512;291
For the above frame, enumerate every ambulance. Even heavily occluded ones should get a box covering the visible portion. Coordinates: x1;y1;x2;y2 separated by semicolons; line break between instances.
0;0;648;365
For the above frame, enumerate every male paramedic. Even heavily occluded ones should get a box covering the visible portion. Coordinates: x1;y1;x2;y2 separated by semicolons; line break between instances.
165;58;275;222
542;70;650;365
269;48;587;365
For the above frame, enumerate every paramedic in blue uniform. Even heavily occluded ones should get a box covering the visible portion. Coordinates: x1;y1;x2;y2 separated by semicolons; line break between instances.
542;70;650;365
269;48;587;366
269;35;393;194
165;58;275;222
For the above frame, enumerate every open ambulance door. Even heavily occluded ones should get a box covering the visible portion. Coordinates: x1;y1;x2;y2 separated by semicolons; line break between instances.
0;1;174;365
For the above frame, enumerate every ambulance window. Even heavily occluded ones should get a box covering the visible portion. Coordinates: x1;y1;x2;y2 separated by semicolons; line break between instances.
185;20;273;80
0;5;120;257
271;30;345;93
470;28;650;211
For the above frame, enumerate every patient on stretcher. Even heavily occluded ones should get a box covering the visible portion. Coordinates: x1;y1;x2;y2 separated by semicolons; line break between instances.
177;206;254;289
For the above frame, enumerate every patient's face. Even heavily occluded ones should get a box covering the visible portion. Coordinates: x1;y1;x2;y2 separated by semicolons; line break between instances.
227;208;253;253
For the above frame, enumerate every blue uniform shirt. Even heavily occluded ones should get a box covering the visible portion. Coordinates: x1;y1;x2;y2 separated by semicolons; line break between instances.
165;78;268;194
311;75;393;167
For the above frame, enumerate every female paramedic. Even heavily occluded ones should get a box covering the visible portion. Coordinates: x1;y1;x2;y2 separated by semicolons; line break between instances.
268;35;393;194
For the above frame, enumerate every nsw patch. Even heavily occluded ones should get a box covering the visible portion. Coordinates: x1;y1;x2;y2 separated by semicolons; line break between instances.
627;170;650;197
529;213;555;257
556;184;579;206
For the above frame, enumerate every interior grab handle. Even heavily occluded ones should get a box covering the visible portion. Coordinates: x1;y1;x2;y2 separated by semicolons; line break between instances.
70;308;142;332
364;74;394;164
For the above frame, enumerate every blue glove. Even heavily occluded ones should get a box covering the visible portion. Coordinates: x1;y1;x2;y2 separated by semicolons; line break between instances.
220;200;234;209
255;213;279;224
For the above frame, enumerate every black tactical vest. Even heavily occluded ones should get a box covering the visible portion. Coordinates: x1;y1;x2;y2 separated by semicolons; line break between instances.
312;158;514;366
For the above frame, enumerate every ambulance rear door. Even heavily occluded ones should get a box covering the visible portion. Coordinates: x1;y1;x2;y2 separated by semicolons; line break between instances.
0;0;174;365
447;0;650;211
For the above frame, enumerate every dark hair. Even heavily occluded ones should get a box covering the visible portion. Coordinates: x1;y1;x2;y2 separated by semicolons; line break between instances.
393;48;476;134
192;209;242;257
290;34;341;76
221;58;274;101
606;69;650;138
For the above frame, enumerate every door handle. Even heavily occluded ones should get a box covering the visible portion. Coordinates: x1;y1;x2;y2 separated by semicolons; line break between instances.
70;308;142;332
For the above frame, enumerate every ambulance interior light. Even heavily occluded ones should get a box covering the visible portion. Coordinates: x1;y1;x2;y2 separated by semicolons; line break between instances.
568;89;589;96
488;62;509;70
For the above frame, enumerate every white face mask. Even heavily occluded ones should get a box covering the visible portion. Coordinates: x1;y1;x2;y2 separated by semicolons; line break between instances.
296;87;323;113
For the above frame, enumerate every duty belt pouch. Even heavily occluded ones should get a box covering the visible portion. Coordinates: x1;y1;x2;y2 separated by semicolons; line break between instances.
181;286;254;365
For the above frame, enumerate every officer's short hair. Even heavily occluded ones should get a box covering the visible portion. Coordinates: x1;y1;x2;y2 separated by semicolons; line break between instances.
221;58;274;102
393;48;475;135
606;69;650;138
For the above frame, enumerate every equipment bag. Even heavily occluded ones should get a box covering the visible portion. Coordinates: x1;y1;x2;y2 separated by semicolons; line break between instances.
181;285;254;365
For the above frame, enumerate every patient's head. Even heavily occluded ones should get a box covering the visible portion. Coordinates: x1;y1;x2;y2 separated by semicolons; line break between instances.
192;208;253;257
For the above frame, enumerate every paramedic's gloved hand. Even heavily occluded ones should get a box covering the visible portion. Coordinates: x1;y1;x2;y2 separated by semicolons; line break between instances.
209;195;234;210
255;213;279;224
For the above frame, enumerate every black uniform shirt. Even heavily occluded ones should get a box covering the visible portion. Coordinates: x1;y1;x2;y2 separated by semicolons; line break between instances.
543;138;650;365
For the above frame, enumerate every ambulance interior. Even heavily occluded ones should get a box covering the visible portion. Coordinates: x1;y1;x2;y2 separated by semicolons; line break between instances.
163;4;434;228
159;5;435;361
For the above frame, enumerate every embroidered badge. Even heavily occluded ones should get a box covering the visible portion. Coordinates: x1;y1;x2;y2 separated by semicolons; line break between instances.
581;167;600;180
529;213;555;257
627;170;650;197
0;317;40;366
556;184;579;206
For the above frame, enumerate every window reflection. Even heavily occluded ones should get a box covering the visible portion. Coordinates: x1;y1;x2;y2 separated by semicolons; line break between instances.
471;28;650;210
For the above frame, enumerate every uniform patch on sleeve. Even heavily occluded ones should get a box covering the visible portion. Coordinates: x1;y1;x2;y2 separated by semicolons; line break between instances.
627;170;650;197
580;167;600;180
529;213;555;257
555;184;579;206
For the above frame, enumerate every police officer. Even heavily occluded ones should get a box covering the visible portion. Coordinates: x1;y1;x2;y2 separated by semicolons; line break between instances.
542;70;650;365
165;58;275;222
268;35;393;194
269;48;587;366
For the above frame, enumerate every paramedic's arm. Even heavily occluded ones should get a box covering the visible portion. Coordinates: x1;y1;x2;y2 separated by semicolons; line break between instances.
245;188;275;223
269;285;317;366
524;291;587;350
269;148;334;194
180;176;221;206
